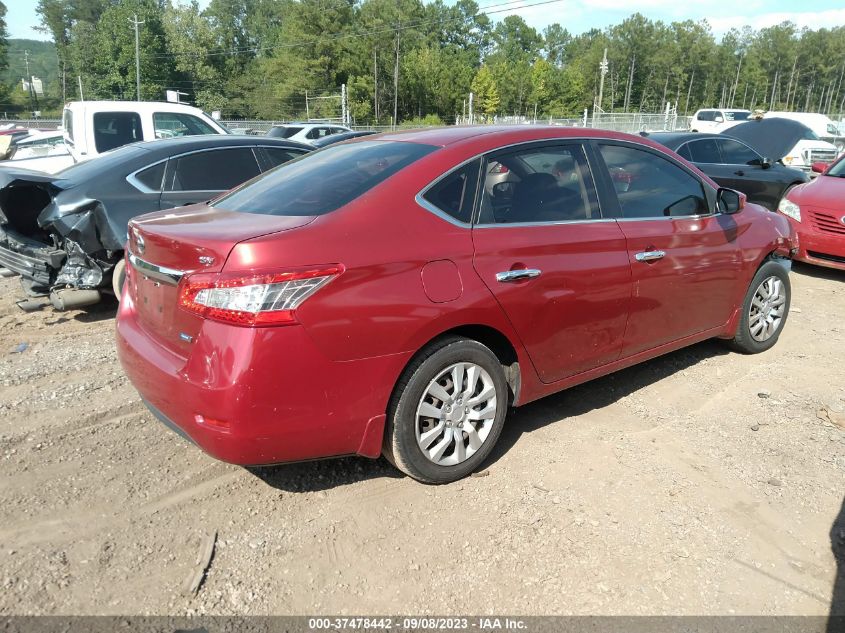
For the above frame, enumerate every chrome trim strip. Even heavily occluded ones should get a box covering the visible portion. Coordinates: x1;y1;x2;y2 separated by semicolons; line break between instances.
128;252;184;285
474;217;617;228
414;192;472;228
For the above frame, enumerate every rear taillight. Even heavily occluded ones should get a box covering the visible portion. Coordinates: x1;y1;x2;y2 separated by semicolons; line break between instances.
489;162;509;174
178;265;343;327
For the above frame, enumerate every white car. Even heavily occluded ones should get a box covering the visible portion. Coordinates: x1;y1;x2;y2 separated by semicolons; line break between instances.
266;123;351;146
690;108;751;133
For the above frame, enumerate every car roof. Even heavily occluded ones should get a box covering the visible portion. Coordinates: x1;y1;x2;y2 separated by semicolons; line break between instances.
644;132;721;149
360;125;665;150
129;134;311;154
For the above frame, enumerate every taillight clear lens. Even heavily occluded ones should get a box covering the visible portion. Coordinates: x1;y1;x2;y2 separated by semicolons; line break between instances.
179;266;343;326
489;162;509;174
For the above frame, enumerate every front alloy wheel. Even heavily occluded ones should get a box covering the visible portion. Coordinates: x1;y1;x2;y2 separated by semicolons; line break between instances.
730;260;791;354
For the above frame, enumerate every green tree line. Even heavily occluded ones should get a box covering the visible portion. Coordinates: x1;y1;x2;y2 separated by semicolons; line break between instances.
15;0;845;123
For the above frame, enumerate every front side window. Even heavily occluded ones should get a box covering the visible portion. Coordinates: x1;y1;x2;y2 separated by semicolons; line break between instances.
214;140;437;216
421;160;480;224
697;111;715;122
598;144;709;219
717;139;759;165
477;144;598;224
153;112;218;138
261;147;308;169
62;109;74;144
93;112;143;153
169;148;261;191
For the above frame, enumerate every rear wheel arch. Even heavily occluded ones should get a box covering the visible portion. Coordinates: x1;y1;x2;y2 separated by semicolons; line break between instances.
390;324;522;413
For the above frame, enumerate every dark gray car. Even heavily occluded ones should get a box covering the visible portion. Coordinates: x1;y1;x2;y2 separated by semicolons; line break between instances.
0;135;310;308
645;131;808;212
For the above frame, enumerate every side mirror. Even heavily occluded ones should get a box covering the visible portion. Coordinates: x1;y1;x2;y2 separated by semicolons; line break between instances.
714;115;724;123
492;182;514;199
717;188;745;214
811;162;828;174
761;157;772;169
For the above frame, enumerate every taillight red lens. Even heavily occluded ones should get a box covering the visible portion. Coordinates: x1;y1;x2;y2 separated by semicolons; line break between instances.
489;162;509;174
178;265;343;327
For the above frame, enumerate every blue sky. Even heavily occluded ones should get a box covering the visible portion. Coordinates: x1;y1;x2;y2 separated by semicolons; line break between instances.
7;0;845;41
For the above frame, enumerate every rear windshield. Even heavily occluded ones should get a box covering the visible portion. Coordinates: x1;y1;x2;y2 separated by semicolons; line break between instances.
54;145;148;185
214;140;437;216
268;126;303;139
725;111;750;121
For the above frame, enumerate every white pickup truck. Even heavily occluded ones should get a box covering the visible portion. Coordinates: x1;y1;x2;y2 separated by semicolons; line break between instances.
6;101;228;173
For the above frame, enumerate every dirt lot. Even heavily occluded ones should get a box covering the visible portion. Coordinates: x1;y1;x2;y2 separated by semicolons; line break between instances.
0;264;843;616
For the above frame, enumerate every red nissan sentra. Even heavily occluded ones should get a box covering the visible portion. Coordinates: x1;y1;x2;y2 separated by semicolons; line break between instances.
776;156;845;271
116;127;797;483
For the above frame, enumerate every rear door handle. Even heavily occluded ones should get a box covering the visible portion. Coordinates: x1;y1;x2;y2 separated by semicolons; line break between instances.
734;170;745;176
635;250;666;262
496;269;542;282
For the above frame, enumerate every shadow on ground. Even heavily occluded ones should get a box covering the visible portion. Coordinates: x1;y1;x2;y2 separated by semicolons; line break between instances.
251;338;729;491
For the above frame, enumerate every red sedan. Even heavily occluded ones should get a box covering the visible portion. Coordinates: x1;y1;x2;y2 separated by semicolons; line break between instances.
116;127;796;483
777;158;845;270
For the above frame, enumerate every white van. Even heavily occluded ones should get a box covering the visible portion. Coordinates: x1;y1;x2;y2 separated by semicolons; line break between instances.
763;111;844;152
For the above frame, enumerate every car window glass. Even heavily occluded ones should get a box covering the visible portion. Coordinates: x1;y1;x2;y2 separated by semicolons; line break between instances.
268;126;303;139
687;139;722;163
153;112;217;138
93;112;143;153
725;111;750;122
134;161;166;191
598;144;709;219
169;148;260;191
477;144;598;224
214;141;437;216
262;148;307;169
676;144;693;161
697;111;714;121
63;109;74;144
717;139;759;165
422;160;480;224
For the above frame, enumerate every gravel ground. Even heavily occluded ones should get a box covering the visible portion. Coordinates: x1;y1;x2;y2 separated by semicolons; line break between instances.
0;264;843;616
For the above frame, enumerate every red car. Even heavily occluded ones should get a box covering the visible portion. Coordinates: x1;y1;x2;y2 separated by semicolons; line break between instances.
777;158;845;270
117;127;796;483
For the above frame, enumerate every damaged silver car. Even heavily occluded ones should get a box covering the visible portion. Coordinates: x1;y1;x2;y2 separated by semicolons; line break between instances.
0;135;310;310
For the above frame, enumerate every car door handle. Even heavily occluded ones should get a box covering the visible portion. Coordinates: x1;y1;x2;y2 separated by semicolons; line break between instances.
635;250;666;262
496;269;542;282
734;170;745;176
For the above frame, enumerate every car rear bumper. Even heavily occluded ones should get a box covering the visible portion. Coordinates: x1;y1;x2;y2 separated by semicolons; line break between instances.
116;289;406;466
793;224;845;271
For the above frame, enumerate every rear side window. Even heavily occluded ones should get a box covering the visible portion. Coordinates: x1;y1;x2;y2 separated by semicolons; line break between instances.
153;112;218;138
686;139;722;163
134;161;166;191
598;144;709;218
93;112;143;153
477;144;598;224
422;160;480;224
215;141;437;216
169;148;261;191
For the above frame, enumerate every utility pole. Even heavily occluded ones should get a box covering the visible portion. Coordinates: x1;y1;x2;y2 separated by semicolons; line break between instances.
393;23;400;130
128;14;145;101
305;90;310;120
468;92;473;125
78;75;84;101
593;48;608;127
373;48;379;124
23;50;36;113
341;83;347;126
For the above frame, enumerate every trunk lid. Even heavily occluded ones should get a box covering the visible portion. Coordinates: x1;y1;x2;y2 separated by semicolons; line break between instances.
127;204;316;358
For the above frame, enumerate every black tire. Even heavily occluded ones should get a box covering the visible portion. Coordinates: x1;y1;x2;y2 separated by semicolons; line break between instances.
730;260;791;354
383;337;509;484
112;257;126;299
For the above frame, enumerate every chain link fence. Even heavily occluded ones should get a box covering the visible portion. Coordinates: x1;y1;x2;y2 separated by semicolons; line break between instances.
1;113;693;135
